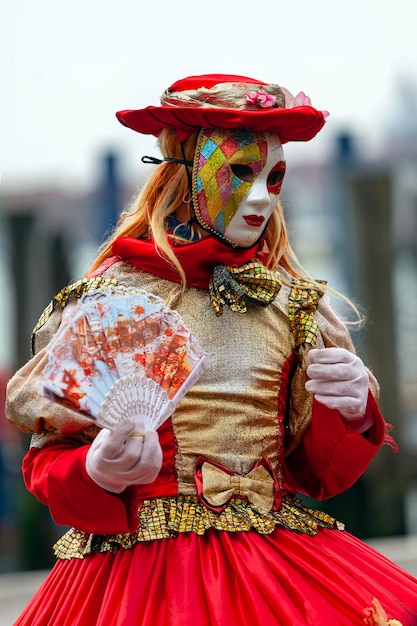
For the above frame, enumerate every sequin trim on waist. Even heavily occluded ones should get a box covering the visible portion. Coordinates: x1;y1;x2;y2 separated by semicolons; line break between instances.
53;495;344;560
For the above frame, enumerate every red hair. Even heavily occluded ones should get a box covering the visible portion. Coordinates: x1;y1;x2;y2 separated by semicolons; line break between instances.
87;129;304;283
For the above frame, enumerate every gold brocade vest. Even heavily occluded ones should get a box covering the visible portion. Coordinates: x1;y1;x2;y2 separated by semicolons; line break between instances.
88;263;310;495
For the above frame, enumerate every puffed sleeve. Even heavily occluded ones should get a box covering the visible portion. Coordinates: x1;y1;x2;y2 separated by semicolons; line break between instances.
6;303;98;449
7;274;129;449
22;444;140;534
5;281;141;533
283;394;390;500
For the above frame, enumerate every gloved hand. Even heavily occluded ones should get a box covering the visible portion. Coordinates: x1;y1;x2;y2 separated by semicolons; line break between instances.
86;419;163;493
305;347;373;432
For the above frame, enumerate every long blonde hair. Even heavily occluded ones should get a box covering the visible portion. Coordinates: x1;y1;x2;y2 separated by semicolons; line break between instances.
87;129;363;323
87;129;306;282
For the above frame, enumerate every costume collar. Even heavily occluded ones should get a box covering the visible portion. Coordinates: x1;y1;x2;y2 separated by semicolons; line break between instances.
112;236;263;289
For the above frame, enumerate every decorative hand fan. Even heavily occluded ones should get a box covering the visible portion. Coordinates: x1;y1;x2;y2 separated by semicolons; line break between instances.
41;285;208;431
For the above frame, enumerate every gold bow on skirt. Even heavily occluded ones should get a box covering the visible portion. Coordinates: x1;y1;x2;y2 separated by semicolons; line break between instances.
201;461;275;513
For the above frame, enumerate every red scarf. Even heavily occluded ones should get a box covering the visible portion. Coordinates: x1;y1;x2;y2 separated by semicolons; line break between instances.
112;236;266;289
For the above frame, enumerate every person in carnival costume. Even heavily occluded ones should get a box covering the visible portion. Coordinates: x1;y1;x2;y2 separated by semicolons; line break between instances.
6;73;417;625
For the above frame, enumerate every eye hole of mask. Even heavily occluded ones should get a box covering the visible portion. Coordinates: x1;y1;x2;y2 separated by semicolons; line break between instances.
267;163;286;194
230;164;255;183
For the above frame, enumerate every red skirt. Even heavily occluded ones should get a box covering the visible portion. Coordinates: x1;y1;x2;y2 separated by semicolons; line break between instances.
14;527;417;626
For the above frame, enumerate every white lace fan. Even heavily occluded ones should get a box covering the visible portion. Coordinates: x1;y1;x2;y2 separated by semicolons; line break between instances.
41;285;208;430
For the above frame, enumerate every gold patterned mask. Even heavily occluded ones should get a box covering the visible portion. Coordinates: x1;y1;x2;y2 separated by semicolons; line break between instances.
192;128;285;247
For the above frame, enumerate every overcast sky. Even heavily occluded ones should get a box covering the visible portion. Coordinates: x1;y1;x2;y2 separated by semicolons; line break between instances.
2;0;417;189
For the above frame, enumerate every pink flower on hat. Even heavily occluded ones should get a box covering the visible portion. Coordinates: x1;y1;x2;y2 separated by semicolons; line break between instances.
281;87;329;119
246;88;277;108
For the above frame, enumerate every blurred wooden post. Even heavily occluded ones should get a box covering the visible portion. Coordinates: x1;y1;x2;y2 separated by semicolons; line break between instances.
7;213;36;367
94;150;122;242
347;168;406;536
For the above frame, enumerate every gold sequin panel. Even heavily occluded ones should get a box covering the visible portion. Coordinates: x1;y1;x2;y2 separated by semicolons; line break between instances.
53;495;344;560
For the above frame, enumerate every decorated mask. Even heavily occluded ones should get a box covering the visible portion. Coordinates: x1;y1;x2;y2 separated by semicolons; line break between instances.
192;128;285;247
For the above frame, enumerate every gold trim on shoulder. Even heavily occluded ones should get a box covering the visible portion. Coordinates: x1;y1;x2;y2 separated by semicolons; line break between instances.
31;277;118;354
288;279;326;347
53;495;344;560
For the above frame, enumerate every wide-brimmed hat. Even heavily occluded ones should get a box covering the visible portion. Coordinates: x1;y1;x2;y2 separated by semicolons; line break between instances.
116;74;328;143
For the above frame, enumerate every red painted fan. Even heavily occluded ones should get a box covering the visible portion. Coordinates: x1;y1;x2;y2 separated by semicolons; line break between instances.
42;285;208;430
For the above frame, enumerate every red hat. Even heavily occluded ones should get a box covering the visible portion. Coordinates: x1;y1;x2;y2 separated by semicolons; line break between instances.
116;74;328;143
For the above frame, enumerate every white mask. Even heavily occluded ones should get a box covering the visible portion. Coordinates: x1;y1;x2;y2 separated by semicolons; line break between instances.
192;129;285;247
224;133;285;247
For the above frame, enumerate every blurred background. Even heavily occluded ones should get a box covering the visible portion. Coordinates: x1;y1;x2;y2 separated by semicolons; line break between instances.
1;0;417;616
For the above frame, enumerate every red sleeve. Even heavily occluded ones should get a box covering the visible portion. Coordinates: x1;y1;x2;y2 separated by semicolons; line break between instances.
283;391;392;500
22;444;140;535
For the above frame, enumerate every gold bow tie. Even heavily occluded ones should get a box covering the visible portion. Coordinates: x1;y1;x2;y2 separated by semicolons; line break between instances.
201;462;275;513
209;259;282;316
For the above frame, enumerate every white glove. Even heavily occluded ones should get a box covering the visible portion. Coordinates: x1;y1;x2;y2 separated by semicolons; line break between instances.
86;419;163;493
305;347;373;432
